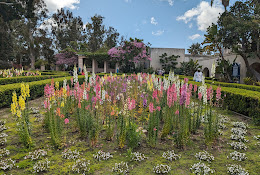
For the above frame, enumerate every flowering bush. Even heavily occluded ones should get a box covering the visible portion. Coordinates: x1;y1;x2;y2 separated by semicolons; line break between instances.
72;158;90;174
162;150;181;161
232;122;248;130
228;142;248;150
0;68;41;78
227;164;249;175
0;158;16;170
32;158;50;173
108;38;151;72
112;161;129;174
0;132;7;145
195;151;214;163
93;150;113;161
253;135;260;141
228;151;247;161
62;149;80;160
190;162;215;175
0;148;10;158
153;164;171;174
24;149;48;160
0;120;7;132
129;151;147;162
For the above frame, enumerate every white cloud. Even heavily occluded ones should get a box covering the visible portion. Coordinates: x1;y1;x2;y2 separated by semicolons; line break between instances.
189;34;201;40
44;0;80;12
152;30;164;36
151;17;158;25
160;0;174;6
189;23;193;28
176;1;224;31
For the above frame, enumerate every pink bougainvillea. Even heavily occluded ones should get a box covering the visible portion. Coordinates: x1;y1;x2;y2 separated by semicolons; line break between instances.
108;39;151;64
55;51;78;66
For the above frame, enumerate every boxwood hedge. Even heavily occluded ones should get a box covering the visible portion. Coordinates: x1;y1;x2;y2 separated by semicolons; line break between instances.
0;75;65;85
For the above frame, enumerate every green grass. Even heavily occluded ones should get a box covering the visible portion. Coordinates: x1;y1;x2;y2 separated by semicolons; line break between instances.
0;98;259;175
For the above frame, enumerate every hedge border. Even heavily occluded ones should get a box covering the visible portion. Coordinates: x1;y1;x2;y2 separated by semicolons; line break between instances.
0;75;65;85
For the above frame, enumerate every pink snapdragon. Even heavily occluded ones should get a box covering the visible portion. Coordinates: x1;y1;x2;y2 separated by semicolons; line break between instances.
149;103;154;113
216;86;221;101
128;98;136;110
180;84;187;106
64;118;69;124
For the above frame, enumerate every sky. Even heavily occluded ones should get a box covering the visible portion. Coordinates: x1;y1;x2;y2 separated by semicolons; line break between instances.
43;0;237;53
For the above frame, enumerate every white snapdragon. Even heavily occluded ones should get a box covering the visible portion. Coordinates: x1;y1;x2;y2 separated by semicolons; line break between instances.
73;66;78;84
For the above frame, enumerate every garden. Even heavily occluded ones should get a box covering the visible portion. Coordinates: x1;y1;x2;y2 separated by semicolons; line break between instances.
0;68;259;175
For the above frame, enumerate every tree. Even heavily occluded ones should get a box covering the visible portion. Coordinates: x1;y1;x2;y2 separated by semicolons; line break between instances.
217;0;260;81
211;0;230;10
55;49;78;67
85;15;106;52
187;43;203;56
105;26;120;49
85;14;120;52
179;59;202;76
159;53;179;73
202;24;232;82
0;0;27;62
51;8;85;51
108;38;151;73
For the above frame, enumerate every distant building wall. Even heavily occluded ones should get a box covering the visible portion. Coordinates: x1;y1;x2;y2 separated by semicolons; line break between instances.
150;48;185;70
149;48;260;83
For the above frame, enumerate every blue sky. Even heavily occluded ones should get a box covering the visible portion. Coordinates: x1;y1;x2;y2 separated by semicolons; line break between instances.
44;0;237;52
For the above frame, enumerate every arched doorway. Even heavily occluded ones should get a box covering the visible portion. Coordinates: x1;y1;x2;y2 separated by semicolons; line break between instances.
203;67;210;77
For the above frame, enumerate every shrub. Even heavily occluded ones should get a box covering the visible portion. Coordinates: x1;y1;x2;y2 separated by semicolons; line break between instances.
0;75;64;85
243;77;254;85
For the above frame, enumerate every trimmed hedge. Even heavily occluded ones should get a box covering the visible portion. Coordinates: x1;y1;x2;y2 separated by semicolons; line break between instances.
177;75;260;92
188;81;260;125
0;75;65;85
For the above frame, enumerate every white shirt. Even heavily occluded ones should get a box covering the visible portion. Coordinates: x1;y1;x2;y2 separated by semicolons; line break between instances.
193;71;203;82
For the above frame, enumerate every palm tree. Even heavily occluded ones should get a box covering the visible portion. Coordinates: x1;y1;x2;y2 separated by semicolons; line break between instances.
211;0;230;10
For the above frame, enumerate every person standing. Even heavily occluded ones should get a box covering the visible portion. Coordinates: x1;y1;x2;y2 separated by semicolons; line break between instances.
193;68;203;82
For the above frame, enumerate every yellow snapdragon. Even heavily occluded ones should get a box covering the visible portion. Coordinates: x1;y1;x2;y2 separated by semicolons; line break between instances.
19;96;25;111
26;84;30;98
17;110;21;118
21;83;26;99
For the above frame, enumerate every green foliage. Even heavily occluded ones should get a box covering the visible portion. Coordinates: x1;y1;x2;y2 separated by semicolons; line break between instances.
82;52;111;62
159;53;179;73
0;75;64;85
126;122;141;149
215;59;234;82
178;59;202;76
243;77;255;85
148;110;160;147
187;43;203;56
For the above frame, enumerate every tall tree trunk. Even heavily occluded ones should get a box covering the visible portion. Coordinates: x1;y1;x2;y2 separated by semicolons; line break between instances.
28;20;35;70
241;53;260;81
